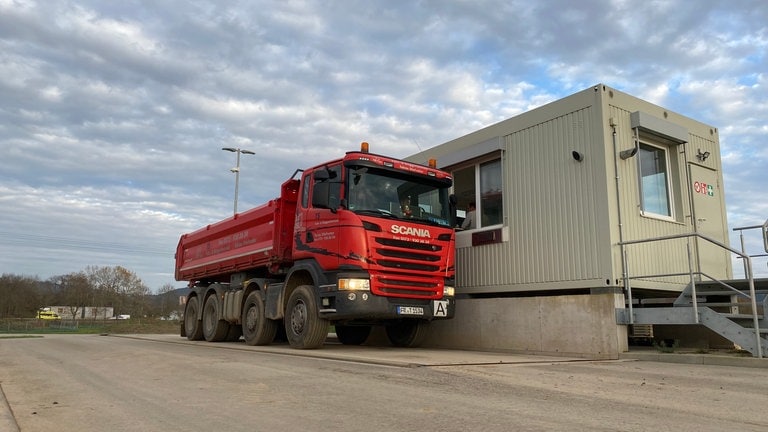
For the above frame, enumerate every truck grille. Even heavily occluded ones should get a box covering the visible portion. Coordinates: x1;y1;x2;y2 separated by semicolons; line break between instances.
371;237;446;299
377;278;440;298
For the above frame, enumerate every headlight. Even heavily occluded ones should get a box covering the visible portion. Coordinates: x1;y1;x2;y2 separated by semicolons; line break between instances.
443;286;455;297
338;278;370;291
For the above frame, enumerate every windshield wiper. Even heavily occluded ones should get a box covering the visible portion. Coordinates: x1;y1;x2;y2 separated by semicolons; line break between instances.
353;209;398;219
409;216;450;228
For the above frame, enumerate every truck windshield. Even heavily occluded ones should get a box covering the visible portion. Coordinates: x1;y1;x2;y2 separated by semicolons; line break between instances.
347;167;452;227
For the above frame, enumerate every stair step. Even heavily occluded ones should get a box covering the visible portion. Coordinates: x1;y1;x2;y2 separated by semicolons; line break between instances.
731;328;768;334
685;292;749;297
722;313;764;320
639;298;676;305
676;302;763;308
684;289;768;296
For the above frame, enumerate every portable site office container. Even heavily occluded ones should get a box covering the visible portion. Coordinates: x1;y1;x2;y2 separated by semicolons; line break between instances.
407;84;737;357
410;83;730;296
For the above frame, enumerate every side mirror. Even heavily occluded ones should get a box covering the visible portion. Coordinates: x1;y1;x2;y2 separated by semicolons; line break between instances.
312;180;340;213
312;182;330;208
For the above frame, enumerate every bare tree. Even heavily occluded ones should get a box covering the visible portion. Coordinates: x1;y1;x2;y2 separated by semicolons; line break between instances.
85;265;118;319
0;274;43;318
85;266;148;317
155;283;187;319
53;272;92;320
0;266;150;320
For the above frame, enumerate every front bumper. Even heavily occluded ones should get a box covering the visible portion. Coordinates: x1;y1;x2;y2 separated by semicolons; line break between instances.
318;290;455;322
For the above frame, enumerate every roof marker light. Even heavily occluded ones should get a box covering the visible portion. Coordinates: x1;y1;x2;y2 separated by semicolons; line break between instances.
361;142;369;153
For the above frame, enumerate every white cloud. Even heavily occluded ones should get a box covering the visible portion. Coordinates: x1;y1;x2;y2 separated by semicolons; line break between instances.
1;0;767;287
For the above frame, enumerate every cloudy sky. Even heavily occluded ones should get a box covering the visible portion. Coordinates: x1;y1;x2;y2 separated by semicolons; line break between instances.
1;0;766;291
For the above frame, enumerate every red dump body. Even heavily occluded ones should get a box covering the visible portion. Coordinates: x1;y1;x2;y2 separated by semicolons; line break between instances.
175;179;300;282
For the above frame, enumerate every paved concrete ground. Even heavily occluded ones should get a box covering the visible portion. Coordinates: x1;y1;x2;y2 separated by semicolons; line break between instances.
619;347;768;369
0;382;17;432
124;333;593;367
1;334;766;431
129;333;768;369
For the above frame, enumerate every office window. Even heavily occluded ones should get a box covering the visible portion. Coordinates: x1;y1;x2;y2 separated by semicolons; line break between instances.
451;155;503;229
480;159;503;226
638;143;672;217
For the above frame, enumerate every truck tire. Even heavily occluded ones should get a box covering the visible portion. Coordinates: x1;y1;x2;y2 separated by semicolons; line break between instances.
335;325;372;345
285;285;329;349
184;296;203;341
203;295;230;342
386;320;430;347
242;291;277;346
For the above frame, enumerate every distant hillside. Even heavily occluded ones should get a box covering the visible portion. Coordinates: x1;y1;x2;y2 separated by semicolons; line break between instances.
147;287;190;315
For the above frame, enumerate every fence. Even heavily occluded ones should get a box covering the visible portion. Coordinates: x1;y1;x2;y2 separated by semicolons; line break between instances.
0;318;180;334
0;318;80;333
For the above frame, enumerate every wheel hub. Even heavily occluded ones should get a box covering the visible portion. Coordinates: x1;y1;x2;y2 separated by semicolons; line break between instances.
290;300;307;335
246;306;257;331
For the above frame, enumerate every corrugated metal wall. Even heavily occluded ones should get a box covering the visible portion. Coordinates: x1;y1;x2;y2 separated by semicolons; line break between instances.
457;106;609;291
609;103;729;289
609;104;693;288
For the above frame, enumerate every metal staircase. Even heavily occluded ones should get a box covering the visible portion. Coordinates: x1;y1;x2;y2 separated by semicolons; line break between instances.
615;222;768;358
617;279;768;357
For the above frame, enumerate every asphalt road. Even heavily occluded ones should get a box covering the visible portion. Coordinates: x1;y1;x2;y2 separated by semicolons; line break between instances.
1;334;767;432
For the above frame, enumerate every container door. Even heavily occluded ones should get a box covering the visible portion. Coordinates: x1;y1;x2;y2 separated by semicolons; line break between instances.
689;163;730;278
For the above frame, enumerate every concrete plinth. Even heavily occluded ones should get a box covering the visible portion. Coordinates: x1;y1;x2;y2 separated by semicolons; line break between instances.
422;291;628;359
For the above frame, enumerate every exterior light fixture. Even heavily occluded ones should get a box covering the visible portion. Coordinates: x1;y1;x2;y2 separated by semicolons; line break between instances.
222;147;256;215
619;147;638;160
696;149;711;162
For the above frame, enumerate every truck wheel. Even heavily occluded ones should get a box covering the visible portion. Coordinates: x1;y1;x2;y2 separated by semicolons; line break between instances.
285;285;329;349
242;291;277;345
386;320;430;347
203;295;230;342
335;325;371;345
184;296;203;341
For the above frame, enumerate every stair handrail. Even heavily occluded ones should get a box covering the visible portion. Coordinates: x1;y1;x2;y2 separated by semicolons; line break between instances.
733;221;768;278
620;232;762;358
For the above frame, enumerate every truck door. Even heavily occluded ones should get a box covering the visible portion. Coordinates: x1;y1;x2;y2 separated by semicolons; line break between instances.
689;163;731;279
294;164;342;269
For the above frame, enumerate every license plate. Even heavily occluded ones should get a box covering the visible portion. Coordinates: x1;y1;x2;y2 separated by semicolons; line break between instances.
396;306;424;316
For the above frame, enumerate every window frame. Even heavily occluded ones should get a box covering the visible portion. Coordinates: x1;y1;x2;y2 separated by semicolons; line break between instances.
448;152;504;231
637;140;675;221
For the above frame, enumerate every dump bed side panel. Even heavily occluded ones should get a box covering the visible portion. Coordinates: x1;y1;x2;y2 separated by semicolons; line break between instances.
175;201;278;281
174;179;299;281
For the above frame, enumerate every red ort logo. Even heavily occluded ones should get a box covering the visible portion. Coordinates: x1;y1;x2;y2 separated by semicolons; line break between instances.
693;181;714;196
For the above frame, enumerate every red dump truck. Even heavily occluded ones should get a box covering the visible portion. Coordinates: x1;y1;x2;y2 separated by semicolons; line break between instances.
175;143;456;349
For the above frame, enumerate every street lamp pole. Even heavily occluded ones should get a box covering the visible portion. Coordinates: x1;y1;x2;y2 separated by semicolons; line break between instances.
222;147;255;215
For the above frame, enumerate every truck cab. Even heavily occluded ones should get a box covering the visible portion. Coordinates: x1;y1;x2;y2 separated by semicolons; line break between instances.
285;148;456;346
